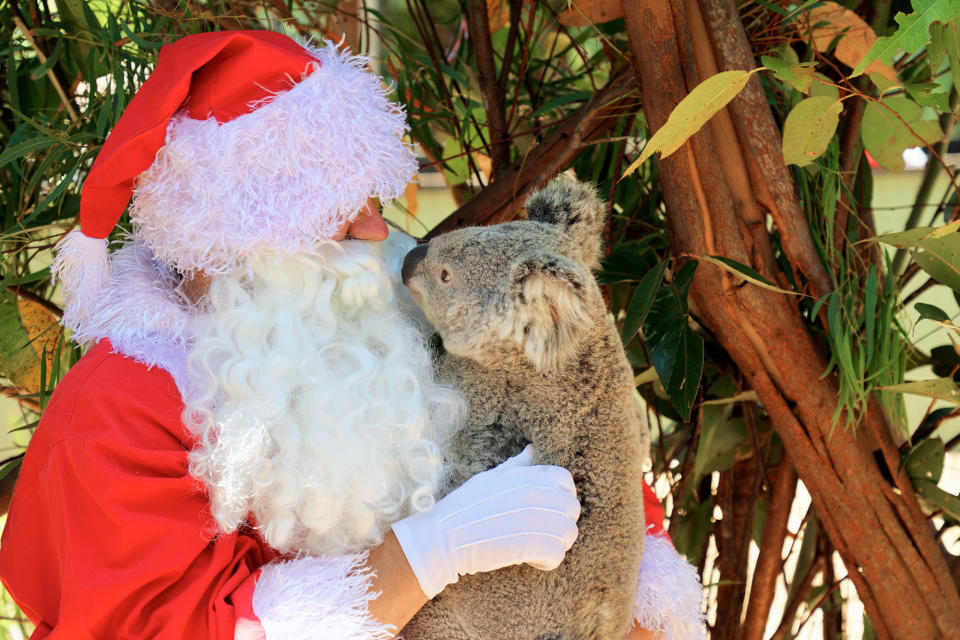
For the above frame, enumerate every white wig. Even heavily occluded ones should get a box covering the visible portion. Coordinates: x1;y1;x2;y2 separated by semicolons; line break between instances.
183;239;464;555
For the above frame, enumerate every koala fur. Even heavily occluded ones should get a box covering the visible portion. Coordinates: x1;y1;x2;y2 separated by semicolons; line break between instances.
400;179;650;640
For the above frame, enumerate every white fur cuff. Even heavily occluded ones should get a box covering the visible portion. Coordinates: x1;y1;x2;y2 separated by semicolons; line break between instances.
252;553;394;640
633;534;706;640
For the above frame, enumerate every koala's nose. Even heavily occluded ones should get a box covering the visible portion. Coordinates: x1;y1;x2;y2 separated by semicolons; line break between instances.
402;243;429;284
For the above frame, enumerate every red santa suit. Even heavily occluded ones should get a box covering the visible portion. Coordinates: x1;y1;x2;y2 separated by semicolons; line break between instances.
0;338;686;639
0;31;704;640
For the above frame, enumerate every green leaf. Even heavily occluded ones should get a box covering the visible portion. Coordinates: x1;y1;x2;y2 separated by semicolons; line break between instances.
621;69;765;178
915;302;950;322
852;0;960;76
671;497;714;565
701;390;761;405
880;378;960;403
930;345;960;379
930;16;960;94
868;71;903;96
904;80;953;112
761;55;816;93
0;136;56;167
668;327;704;422
532;91;594;116
861;97;943;171
903;438;946;483
29;37;65;81
782;96;844;166
0;457;22;482
642;262;703;420
913;479;960;519
622;261;667;344
694;408;747;480
915;247;960;290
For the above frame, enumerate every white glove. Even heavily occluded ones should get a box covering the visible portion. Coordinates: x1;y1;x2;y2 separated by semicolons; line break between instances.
391;445;581;599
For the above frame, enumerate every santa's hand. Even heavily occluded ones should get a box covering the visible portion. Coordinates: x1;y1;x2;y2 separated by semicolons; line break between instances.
391;445;580;599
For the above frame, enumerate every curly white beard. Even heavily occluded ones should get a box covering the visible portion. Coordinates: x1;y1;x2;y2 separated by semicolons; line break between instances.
182;239;463;556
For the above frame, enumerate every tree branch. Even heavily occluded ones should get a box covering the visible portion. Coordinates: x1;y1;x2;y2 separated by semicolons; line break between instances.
425;67;636;238
466;0;510;177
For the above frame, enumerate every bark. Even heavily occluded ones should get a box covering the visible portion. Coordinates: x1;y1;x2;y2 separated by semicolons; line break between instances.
465;0;509;177
622;1;960;637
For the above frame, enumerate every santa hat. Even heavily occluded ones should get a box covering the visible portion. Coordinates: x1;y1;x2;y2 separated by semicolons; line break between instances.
54;30;417;342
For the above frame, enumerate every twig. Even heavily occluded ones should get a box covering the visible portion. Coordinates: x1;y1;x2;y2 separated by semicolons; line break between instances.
425;67;636;237
465;0;509;178
770;554;826;640
12;16;79;124
743;458;797;640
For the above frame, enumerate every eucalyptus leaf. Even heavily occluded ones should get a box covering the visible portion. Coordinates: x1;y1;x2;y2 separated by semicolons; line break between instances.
622;261;667;344
930;15;960;94
915;302;950;322
914;479;960;520
622;69;764;178
761;55;816;93
902;438;946;484
782;96;844;167
876;225;960;289
642;262;703;420
861;97;943;172
852;0;960;76
881;378;960;403
670;497;714;564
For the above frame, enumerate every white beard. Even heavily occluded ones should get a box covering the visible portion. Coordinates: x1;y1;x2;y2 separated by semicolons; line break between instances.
182;239;463;556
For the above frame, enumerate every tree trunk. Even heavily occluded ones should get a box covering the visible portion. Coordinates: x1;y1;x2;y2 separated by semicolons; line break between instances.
621;1;960;637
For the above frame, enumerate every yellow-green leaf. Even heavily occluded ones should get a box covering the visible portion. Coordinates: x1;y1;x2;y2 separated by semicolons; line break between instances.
697;254;803;296
876;224;960;289
880;378;960;403
781;96;844;167
810;73;841;100
621;69;764;179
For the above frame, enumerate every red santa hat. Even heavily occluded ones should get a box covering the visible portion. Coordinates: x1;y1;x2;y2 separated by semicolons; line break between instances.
54;30;416;339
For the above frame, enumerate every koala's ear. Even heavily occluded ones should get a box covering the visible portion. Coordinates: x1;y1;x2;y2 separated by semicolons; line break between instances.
503;253;592;371
525;178;605;270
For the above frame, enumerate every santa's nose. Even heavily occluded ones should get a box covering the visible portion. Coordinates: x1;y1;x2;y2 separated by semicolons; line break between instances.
334;199;389;241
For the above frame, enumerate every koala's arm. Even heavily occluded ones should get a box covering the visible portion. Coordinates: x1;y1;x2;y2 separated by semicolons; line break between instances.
436;353;527;490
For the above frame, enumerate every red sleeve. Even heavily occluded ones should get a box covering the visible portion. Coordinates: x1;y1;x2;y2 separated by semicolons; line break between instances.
0;343;276;639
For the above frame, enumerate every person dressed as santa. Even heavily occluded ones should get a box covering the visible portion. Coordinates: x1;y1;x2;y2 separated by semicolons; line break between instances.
0;31;703;640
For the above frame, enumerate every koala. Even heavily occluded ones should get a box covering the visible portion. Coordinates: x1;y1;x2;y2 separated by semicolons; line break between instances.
399;179;649;640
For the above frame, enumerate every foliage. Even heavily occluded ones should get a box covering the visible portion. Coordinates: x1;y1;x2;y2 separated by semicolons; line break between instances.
2;0;960;637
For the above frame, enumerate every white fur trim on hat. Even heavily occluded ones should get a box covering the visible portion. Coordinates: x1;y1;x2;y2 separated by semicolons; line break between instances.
252;552;394;640
53;232;194;394
130;40;418;276
633;533;707;640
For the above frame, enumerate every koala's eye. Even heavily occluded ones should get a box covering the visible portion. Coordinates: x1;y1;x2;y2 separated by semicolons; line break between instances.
439;268;452;283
